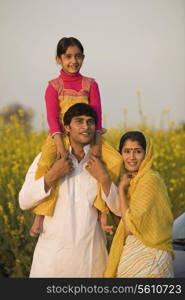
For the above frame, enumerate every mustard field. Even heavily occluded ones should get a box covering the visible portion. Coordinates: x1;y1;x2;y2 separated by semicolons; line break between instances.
0;112;185;277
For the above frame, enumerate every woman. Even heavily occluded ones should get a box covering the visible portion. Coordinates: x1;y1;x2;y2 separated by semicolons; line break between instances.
104;131;174;278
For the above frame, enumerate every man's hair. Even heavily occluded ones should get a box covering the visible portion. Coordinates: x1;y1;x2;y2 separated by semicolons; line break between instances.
63;103;97;126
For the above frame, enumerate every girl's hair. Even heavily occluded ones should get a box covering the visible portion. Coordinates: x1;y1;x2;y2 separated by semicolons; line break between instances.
56;37;84;57
63;103;97;126
118;131;146;153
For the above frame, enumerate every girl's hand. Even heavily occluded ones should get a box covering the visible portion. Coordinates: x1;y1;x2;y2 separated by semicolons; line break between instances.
53;133;67;159
56;146;68;160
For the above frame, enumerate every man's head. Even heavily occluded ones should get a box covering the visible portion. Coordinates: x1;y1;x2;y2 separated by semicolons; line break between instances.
63;103;97;146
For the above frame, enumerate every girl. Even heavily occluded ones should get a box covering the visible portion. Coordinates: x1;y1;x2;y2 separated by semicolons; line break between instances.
29;37;122;236
104;131;174;278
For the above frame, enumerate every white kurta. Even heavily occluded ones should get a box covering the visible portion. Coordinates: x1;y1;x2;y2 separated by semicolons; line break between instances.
19;145;120;278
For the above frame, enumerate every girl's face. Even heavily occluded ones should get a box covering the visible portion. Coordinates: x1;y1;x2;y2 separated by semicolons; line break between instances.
121;139;145;174
57;45;84;75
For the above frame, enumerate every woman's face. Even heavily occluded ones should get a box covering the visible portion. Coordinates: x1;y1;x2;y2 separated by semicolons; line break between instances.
121;139;145;174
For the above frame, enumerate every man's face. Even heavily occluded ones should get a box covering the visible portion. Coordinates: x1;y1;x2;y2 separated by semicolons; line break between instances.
64;115;96;146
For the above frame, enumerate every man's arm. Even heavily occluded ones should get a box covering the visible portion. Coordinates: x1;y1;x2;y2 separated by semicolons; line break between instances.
102;182;121;217
19;153;50;210
19;153;74;210
43;154;74;191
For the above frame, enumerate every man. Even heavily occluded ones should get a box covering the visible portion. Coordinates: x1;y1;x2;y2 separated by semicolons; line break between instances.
19;103;121;278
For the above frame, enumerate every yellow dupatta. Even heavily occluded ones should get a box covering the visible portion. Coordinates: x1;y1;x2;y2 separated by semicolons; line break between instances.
104;136;174;278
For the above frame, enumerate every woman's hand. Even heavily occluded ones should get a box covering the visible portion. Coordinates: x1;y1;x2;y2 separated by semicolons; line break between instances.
118;174;132;218
118;173;132;193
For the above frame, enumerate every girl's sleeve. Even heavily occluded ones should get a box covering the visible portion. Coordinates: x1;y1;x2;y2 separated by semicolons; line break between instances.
45;83;63;135
89;81;102;130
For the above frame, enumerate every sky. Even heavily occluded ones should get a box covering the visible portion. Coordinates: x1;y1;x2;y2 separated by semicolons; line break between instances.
0;0;184;130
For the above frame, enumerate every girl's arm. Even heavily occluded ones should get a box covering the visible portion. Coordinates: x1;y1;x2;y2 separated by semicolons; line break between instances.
89;81;102;131
45;84;67;157
45;84;62;135
91;131;102;158
89;81;102;156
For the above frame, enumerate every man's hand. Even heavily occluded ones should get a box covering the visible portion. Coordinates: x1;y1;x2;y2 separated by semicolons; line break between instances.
44;155;74;191
86;155;109;184
29;215;44;237
86;155;111;196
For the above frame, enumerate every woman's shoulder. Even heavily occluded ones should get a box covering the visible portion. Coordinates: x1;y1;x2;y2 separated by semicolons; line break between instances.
134;170;167;198
141;169;165;186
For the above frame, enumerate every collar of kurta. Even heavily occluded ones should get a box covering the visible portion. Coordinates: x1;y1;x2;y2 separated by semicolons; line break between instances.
69;144;90;164
60;69;82;81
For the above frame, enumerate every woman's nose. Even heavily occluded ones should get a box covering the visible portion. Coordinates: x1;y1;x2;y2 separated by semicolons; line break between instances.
130;150;135;159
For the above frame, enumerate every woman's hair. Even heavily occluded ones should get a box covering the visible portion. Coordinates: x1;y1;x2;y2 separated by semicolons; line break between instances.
63;103;97;126
56;37;84;57
118;131;146;153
